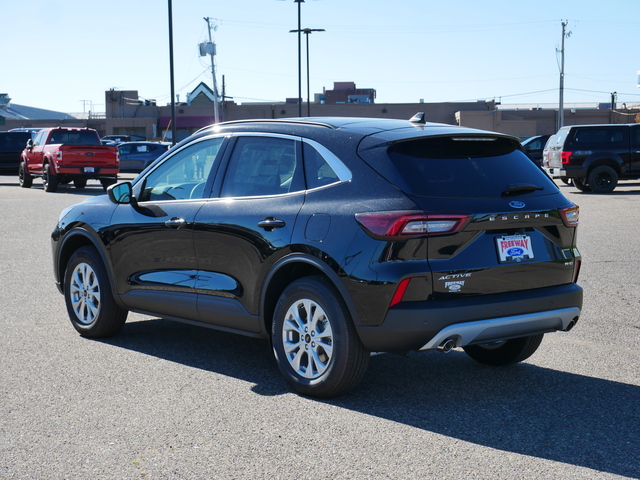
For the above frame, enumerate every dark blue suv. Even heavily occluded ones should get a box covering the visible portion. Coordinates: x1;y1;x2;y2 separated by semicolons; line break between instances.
52;116;582;398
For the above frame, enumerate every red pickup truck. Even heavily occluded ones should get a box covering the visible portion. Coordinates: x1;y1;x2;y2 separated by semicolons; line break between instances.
19;127;119;192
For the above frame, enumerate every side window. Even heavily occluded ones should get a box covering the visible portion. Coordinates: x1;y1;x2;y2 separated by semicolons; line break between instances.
220;136;303;197
33;131;46;147
138;137;223;202
303;142;339;189
632;126;640;149
573;127;628;146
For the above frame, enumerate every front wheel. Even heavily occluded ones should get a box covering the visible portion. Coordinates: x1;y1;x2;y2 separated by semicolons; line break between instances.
73;178;87;189
100;178;117;191
272;276;370;398
463;334;544;366
64;246;128;338
43;163;59;192
18;161;33;188
572;177;591;192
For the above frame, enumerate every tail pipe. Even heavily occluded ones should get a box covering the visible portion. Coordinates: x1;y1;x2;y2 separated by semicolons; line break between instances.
437;338;456;353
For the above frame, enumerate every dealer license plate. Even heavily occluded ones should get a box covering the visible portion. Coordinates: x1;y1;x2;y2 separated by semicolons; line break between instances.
84;167;95;173
496;234;534;263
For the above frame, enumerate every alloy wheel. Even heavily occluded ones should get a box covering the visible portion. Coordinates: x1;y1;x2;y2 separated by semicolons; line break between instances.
281;298;334;379
69;262;101;325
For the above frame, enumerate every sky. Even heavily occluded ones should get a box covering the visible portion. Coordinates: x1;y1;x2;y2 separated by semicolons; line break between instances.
2;0;639;115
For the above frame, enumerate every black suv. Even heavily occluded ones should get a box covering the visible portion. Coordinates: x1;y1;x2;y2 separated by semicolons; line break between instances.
543;123;640;193
52;116;583;398
0;131;33;174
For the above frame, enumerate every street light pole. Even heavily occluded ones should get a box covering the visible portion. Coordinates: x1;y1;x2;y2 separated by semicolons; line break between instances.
294;0;304;117
290;28;325;117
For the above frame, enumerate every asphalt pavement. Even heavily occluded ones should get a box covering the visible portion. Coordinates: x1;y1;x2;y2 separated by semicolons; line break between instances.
1;174;638;479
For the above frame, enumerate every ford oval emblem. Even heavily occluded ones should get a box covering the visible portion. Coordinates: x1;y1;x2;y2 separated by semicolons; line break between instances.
509;201;526;209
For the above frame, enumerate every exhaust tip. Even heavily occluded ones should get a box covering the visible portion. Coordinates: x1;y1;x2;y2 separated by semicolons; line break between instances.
437;338;456;353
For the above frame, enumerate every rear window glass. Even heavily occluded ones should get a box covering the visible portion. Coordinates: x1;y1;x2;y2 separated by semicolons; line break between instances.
381;136;557;198
48;130;100;146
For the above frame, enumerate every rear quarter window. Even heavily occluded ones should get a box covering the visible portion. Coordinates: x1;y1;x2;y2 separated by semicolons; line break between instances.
377;136;558;198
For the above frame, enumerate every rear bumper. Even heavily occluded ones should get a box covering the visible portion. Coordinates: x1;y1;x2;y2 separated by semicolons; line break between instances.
559;166;588;179
418;307;579;351
543;166;561;178
355;283;583;352
57;166;119;177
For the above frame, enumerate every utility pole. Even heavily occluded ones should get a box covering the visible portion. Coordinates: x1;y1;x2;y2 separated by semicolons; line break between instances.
558;20;570;131
204;17;220;123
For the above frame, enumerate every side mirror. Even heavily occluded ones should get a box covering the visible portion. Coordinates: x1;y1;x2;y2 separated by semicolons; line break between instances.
107;181;133;204
26;139;33;150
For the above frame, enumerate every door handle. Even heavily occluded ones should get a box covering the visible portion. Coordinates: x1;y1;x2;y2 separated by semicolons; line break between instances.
165;217;187;230
258;217;286;231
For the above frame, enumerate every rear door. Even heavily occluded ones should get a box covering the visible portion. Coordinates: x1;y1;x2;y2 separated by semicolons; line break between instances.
193;135;306;333
27;130;48;173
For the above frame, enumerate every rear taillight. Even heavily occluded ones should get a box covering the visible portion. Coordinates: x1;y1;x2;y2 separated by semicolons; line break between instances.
560;151;572;164
559;204;579;226
56;151;63;162
355;211;471;238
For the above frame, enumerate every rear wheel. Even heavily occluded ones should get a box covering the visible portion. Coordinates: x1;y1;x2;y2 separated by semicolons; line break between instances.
100;178;117;191
64;246;128;338
587;165;618;193
572;177;591;192
560;177;572;186
272;276;370;398
43;164;59;192
463;334;544;366
18;161;33;188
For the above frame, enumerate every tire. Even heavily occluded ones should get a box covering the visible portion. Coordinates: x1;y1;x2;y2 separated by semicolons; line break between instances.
463;334;544;366
100;178;117;191
587;165;618;193
272;276;370;398
18;161;33;188
560;177;572;186
64;246;128;338
73;178;87;189
43;163;59;192
572;177;591;192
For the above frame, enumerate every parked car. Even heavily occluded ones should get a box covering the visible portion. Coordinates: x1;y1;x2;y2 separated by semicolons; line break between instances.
52;116;582;398
0;131;33;174
543;123;640;193
521;134;552;167
19;127;119;192
118;141;171;173
101;134;145;145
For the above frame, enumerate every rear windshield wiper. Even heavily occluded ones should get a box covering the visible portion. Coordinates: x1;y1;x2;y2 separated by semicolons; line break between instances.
502;183;544;196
